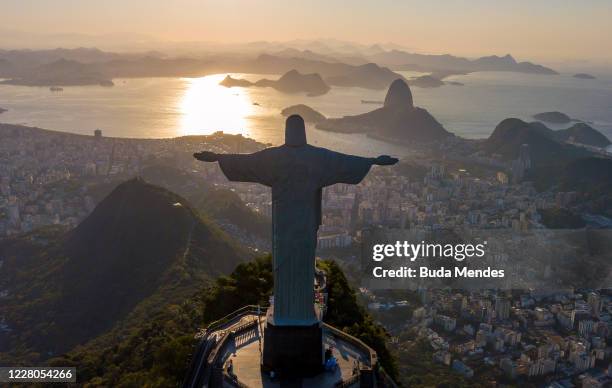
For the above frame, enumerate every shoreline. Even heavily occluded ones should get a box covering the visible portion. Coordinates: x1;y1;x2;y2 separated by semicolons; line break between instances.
0;122;266;144
4;120;611;156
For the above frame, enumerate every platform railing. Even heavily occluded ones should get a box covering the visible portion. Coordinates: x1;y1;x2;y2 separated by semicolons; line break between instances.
184;305;267;388
203;304;268;334
321;322;377;368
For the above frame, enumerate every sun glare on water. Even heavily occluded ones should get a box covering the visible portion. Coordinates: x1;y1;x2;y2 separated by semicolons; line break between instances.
179;74;253;136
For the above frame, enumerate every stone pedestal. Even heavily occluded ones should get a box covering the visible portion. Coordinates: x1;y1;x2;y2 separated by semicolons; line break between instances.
262;321;323;377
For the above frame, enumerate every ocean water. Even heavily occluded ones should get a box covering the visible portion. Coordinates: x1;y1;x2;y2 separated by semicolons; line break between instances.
1;71;611;156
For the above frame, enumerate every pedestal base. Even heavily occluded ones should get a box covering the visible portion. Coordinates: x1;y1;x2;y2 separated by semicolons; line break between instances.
262;321;323;377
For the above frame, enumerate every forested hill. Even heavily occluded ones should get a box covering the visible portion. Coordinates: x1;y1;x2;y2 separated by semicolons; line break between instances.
47;257;397;386
0;178;248;364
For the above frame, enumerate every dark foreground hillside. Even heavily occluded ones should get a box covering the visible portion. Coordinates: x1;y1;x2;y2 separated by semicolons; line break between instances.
0;178;248;363
45;257;396;386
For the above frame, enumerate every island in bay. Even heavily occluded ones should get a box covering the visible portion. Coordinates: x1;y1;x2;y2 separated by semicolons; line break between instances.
220;69;331;96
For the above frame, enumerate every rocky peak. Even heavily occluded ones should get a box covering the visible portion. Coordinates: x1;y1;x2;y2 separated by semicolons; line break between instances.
383;79;414;109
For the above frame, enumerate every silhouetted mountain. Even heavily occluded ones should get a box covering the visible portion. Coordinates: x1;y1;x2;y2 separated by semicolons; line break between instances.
533;111;572;124
524;120;610;148
482;118;591;165
254;69;330;96
369;50;558;75
0;179;247;360
471;54;554;73
317;79;451;143
555;123;611;148
219;74;253;87
483;118;561;163
384;79;414;107
281;104;326;123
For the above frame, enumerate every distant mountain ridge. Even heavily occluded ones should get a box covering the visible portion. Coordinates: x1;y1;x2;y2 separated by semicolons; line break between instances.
0;58;113;86
0;48;405;89
0;47;559;88
251;43;558;75
368;51;558;74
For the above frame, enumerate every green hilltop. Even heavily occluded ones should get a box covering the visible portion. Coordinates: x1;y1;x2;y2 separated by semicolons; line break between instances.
0;178;249;363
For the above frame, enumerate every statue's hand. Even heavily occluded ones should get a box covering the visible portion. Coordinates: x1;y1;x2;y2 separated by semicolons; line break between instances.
374;155;399;166
193;151;219;162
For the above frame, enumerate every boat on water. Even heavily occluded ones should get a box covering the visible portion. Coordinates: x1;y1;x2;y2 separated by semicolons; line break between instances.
50;86;64;92
361;100;383;105
99;80;114;87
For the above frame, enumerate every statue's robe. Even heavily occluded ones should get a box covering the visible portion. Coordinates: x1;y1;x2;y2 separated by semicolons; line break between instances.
218;145;373;326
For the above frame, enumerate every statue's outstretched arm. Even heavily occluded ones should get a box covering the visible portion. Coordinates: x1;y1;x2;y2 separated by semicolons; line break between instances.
373;155;399;166
193;151;219;162
194;149;276;186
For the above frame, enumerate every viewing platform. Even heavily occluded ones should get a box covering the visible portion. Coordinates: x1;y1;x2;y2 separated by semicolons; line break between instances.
182;306;396;388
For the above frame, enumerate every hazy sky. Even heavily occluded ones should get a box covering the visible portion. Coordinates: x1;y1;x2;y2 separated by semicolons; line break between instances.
2;0;612;62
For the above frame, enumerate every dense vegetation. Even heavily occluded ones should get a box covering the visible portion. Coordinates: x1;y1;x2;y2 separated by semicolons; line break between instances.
528;157;612;217
47;257;396;386
51;256;274;387
194;187;271;241
529;157;612;193
318;260;399;380
539;207;586;229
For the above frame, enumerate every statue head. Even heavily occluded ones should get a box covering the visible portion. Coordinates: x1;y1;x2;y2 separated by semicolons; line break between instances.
285;115;307;147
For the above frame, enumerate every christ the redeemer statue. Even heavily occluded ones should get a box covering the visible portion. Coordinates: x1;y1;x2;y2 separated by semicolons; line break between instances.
194;115;397;328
